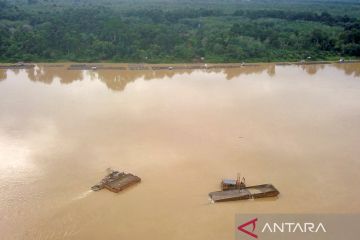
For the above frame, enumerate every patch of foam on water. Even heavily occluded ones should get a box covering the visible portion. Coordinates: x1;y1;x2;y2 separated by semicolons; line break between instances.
72;190;92;201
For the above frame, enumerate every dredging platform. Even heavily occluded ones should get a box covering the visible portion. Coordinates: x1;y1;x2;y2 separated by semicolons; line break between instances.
91;170;141;193
209;174;279;202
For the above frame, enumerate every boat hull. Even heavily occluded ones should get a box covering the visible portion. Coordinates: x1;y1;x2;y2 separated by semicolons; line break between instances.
209;184;279;202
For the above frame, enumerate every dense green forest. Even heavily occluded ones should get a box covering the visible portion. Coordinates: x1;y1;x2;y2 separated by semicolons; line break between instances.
1;0;360;62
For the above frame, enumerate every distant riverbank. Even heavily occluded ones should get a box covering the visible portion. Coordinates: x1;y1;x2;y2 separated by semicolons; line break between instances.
1;60;360;71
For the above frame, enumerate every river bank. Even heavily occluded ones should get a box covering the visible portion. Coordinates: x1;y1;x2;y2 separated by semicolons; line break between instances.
1;59;360;71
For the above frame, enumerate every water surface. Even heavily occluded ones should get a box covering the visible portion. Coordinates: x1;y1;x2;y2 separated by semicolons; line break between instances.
1;63;360;240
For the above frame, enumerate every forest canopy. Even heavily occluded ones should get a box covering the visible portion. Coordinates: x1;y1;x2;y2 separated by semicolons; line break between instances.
0;0;360;62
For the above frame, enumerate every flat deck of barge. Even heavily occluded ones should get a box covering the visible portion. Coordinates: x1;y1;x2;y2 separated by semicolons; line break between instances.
104;174;141;193
209;184;279;202
91;170;141;193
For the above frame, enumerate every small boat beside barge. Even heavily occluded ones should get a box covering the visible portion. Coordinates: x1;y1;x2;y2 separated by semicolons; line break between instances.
91;169;141;193
221;174;246;191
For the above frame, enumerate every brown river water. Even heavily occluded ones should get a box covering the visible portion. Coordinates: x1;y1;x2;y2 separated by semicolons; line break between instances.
0;63;360;239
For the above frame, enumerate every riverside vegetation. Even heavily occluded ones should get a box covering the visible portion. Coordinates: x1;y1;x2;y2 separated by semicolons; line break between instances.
1;0;360;63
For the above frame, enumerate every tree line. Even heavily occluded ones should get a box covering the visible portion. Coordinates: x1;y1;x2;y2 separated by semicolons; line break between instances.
0;0;360;62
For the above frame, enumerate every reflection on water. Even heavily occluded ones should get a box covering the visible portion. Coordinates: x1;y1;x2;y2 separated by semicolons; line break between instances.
0;63;358;92
0;69;7;81
25;64;277;91
299;64;325;75
26;66;83;85
334;63;360;77
1;63;360;240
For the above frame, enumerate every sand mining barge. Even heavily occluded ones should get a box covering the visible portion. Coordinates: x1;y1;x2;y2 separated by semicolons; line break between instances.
209;184;279;202
91;170;141;193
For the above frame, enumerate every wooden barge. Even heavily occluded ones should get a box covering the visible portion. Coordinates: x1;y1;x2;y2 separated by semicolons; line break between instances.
91;170;141;193
209;184;279;202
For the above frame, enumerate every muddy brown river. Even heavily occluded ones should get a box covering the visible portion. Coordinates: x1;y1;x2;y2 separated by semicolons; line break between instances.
0;63;360;239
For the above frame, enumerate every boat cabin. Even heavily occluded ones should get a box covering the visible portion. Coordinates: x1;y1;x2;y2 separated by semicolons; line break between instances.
221;176;246;190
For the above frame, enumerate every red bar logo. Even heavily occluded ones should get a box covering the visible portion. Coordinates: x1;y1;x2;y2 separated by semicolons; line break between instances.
238;218;258;238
